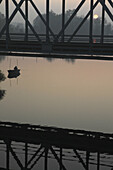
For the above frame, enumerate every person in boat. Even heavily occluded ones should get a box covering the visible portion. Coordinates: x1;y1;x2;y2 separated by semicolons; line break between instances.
14;66;18;70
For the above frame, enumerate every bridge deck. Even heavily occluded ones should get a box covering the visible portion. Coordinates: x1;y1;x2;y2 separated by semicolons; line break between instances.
1;40;113;56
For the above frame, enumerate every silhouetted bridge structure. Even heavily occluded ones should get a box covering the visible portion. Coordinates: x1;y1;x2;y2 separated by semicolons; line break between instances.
0;121;113;170
0;0;113;58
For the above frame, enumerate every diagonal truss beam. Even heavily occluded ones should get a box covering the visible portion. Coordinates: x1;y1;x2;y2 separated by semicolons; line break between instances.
12;0;41;41
30;0;55;40
99;0;113;22
108;0;113;8
8;145;24;169
29;149;45;170
0;0;41;41
50;146;67;170
0;0;24;38
27;145;43;166
73;149;87;170
89;0;93;44
68;0;99;42
55;0;86;41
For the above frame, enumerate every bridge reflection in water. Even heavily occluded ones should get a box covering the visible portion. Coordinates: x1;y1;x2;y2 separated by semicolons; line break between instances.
0;122;113;170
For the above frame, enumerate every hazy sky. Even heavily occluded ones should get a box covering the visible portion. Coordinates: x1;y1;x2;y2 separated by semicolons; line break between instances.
0;0;112;23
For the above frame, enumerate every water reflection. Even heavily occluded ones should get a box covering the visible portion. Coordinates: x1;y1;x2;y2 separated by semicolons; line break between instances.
65;58;75;63
0;90;6;100
0;56;113;133
0;70;6;100
46;58;55;62
0;55;5;63
0;70;6;82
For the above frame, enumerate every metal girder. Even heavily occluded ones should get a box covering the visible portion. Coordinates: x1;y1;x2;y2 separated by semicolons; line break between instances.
25;143;28;169
97;152;100;170
99;0;113;22
27;145;43;166
101;0;105;43
25;0;28;41
68;0;99;42
0;0;24;38
55;0;86;41
0;0;41;41
12;0;41;41
108;0;113;7
6;143;10;170
8;145;24;169
60;148;63;170
45;147;48;170
73;149;87;170
50;146;67;170
89;0;93;44
30;0;55;40
46;0;49;42
86;151;90;170
62;0;65;42
29;149;45;170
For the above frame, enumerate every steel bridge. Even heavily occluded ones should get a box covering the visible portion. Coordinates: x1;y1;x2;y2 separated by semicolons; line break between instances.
0;0;113;57
0;121;113;170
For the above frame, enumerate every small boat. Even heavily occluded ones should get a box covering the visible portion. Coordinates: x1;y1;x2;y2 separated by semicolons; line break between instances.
8;66;20;78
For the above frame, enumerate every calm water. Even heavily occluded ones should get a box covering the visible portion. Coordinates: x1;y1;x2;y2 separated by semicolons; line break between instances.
0;55;113;133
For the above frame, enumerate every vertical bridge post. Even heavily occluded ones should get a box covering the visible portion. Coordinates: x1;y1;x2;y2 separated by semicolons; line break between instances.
46;0;49;42
62;0;65;42
5;0;9;49
25;0;28;41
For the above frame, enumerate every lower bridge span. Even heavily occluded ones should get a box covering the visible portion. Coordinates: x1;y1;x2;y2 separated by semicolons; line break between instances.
0;121;113;170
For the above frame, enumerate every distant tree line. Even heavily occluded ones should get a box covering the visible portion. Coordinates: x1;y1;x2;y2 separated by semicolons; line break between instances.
0;10;113;35
33;10;113;36
0;12;24;33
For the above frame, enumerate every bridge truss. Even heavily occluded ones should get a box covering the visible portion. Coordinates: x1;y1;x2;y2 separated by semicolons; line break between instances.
0;122;113;170
0;0;113;55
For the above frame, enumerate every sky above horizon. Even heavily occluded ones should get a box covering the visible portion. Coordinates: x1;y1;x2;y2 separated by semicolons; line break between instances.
0;0;112;24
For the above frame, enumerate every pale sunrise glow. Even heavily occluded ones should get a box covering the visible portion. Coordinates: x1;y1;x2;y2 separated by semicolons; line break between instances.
93;14;99;19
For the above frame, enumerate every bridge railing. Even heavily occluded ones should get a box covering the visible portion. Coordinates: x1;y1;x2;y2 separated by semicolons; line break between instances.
1;33;113;43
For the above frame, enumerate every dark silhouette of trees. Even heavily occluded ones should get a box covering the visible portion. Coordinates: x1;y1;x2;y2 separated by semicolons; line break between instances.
0;12;5;31
33;9;113;36
0;10;113;37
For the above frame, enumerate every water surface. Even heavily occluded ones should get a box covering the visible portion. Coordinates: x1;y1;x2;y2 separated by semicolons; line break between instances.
0;56;113;133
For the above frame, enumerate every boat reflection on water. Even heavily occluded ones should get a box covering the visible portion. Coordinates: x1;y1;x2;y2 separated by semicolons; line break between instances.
8;66;20;79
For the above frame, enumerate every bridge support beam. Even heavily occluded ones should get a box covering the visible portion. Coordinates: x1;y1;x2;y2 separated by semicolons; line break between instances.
86;151;90;170
25;0;28;41
5;0;9;49
6;142;10;170
45;147;48;170
60;148;63;170
97;152;100;170
25;143;28;169
62;0;65;42
46;0;49;42
89;0;93;44
101;0;105;43
50;146;67;170
74;149;87;170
